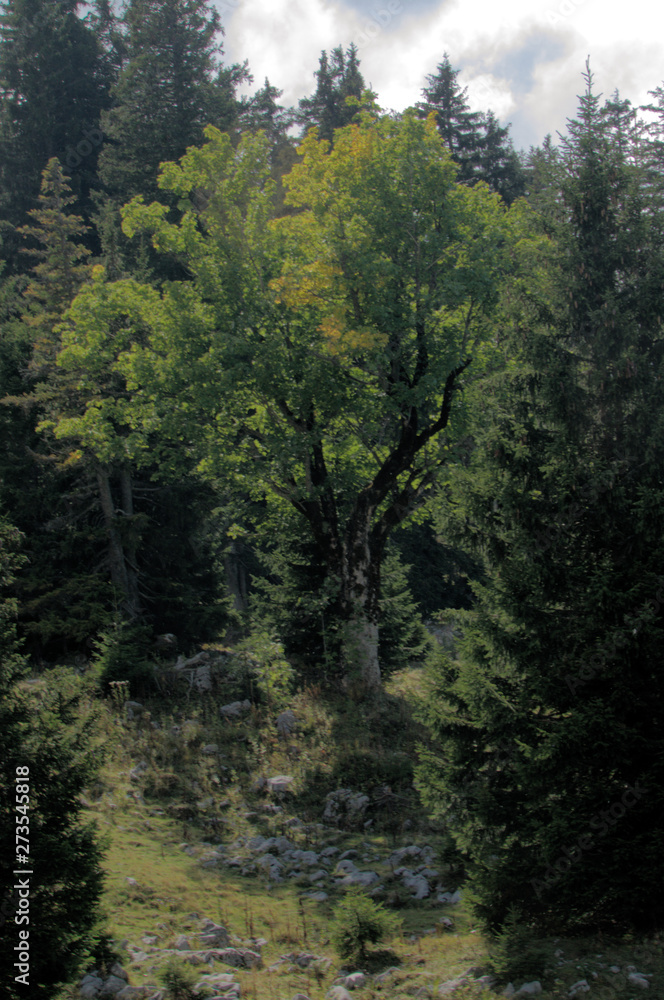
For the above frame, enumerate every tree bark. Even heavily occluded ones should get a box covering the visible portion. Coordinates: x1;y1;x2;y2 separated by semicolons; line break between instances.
96;466;141;619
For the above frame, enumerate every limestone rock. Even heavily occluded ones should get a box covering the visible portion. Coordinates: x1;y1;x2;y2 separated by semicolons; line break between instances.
438;977;468;995
99;976;130;996
267;775;294;794
277;709;297;735
198;920;230;948
327;988;353;1000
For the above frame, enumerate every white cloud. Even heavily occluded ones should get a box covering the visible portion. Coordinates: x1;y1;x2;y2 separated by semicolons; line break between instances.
219;0;664;150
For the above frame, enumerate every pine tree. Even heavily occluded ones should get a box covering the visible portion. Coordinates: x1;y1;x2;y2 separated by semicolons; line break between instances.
417;64;664;933
98;0;245;207
0;517;105;997
296;44;368;141
0;0;112;270
417;54;486;184
417;55;525;201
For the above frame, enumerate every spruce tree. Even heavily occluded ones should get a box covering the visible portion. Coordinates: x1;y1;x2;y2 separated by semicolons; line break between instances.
0;0;111;269
296;44;368;141
417;65;664;933
0;518;105;997
417;54;525;201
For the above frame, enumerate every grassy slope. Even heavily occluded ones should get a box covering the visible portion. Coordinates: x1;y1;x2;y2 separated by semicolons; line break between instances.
54;666;664;1000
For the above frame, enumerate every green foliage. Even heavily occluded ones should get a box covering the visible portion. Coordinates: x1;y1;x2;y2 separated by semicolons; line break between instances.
417;67;664;934
233;628;294;709
159;957;200;1000
0;522;106;996
93;618;155;695
330;887;400;962
488;907;549;984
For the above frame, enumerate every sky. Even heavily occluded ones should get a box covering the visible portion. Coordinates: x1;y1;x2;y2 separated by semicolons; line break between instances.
216;0;664;152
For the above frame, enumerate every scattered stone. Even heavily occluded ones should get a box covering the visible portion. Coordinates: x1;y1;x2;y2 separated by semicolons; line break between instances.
174;935;190;951
198;920;230;948
609;966;621;974
337;870;379;887
80;975;104;999
403;874;430;899
302;890;328;901
267;775;294;794
116;989;150;1000
373;968;399;985
438;977;468;995
628;973;651;989
281;952;322;969
320;847;340;858
436;917;454;931
327;988;353;1000
568;980;590;997
502;987;515;998
201;744;218;754
109;965;129;982
515;983;542;996
99;975;130;996
125;877;139;888
220;700;251;719
290;849;320;867
340;972;366;989
323;789;370;827
292;994;312;1000
437;890;462;904
276;709;297;735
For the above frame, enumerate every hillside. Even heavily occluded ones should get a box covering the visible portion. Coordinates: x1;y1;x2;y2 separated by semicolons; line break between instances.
52;660;663;1000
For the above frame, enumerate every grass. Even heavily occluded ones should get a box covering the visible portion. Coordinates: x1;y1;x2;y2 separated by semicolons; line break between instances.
48;663;664;1000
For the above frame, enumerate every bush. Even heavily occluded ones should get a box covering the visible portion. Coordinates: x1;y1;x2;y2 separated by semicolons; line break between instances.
160;957;201;1000
93;619;155;696
489;907;549;984
330;887;400;963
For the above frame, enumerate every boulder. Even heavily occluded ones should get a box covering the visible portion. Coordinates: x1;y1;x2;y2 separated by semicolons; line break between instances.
174;934;190;951
438;978;468;995
515;983;542;996
267;775;294;794
628;973;650;989
323;789;370;827
277;710;297;735
403;874;430;899
198;920;230;948
340;972;366;989
99;976;129;996
220;700;251;719
80;976;104;999
327;989;353;1000
568;982;590;997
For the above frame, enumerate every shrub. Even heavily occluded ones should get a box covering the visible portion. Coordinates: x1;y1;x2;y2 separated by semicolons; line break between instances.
489;907;549;984
330;887;400;963
160;957;201;1000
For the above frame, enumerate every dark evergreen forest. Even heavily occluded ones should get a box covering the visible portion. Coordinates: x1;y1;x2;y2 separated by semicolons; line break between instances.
1;1;664;994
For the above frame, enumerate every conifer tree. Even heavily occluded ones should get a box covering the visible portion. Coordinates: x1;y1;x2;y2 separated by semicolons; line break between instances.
0;518;105;997
417;54;525;202
417;65;664;933
0;0;112;269
296;44;368;141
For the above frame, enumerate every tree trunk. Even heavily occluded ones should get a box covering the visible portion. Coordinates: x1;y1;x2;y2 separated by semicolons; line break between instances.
96;466;141;619
337;508;383;693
